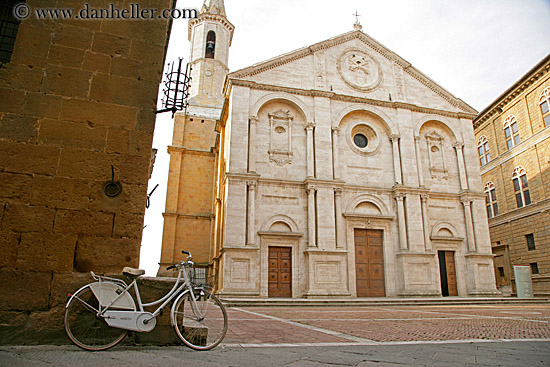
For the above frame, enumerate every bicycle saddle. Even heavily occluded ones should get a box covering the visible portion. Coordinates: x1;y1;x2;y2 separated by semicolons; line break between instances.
123;267;145;277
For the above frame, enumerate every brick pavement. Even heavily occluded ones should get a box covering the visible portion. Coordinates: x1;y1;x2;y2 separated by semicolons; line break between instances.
224;304;550;346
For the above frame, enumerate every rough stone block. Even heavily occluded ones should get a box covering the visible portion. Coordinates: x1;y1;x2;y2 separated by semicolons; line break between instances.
135;107;156;132
50;272;92;307
92;32;131;57
0;172;33;204
37;118;107;150
22;92;63;119
88;181;147;215
0;87;26;114
30;176;91;210
47;44;85;68
10;25;52;68
41;65;92;99
0;270;52;311
54;209;113;237
82;50;111;73
59;98;138;129
2;204;56;233
0;63;44;92
57;147;114;180
89;73;157;108
129;39;166;66
117;154;151;184
0;230;19;270
75;236;140;273
0;141;60;175
0;114;39;143
52;23;93;49
113;212;144;238
17;232;77;272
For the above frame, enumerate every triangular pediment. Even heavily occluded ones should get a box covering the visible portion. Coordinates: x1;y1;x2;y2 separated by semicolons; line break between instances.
229;31;476;114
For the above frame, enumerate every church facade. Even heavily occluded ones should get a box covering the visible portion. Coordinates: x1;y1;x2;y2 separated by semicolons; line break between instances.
161;0;499;298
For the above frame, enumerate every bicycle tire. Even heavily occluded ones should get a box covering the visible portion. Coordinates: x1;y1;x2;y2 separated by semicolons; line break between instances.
173;289;228;350
64;285;128;351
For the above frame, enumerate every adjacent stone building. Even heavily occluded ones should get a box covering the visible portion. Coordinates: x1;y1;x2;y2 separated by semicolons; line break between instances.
0;0;174;343
473;54;550;297
162;0;499;298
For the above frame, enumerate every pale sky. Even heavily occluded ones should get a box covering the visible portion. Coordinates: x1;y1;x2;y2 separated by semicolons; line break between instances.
140;0;550;275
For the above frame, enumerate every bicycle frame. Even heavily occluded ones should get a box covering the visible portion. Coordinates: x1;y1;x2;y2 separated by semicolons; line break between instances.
66;263;204;332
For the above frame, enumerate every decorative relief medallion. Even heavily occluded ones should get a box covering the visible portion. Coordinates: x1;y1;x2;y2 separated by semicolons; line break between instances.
337;48;382;91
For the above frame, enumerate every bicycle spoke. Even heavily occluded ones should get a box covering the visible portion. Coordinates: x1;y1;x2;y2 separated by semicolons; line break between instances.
64;285;128;351
173;290;227;350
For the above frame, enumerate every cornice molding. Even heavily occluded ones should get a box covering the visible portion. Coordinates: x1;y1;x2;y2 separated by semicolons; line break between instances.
228;31;476;114
227;78;476;120
474;54;550;129
188;13;235;44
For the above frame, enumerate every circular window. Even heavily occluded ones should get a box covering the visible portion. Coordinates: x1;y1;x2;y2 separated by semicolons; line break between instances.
346;122;380;155
353;133;368;148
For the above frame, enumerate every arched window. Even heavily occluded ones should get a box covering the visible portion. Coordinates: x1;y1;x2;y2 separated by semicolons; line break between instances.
205;31;216;59
504;115;520;150
484;182;498;218
477;136;491;166
540;87;550;127
512;166;531;208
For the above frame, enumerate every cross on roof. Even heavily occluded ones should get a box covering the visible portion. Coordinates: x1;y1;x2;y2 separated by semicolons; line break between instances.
353;11;361;23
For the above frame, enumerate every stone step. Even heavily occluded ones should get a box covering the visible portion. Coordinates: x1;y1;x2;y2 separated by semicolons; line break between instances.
221;297;550;308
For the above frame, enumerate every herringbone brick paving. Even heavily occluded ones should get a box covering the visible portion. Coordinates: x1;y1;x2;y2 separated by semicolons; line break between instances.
223;305;550;345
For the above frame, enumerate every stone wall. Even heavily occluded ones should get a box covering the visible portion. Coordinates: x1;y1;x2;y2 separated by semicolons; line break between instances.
0;0;174;344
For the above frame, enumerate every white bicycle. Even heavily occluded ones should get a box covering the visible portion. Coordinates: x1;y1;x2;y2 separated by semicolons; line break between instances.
64;250;227;351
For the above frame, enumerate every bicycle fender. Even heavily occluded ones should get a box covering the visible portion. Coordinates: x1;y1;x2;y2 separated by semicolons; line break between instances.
65;283;94;308
170;289;191;327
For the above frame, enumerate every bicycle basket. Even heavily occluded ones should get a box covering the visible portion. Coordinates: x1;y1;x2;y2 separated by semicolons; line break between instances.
189;266;217;289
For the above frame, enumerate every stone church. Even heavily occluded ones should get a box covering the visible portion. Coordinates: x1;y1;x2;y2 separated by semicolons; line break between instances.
159;0;499;298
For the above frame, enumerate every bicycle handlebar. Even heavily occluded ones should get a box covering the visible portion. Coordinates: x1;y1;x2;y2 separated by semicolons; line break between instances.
166;250;193;271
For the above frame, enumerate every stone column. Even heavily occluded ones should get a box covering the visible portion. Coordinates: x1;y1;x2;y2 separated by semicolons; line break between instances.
394;193;408;251
461;198;476;252
307;185;316;247
414;136;424;187
334;188;344;248
306;123;315;178
390;135;402;185
420;194;432;252
247;181;256;246
248;116;257;173
454;142;468;191
332;127;340;180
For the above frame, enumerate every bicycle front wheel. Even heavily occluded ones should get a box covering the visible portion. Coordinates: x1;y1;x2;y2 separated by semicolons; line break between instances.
173;289;228;350
64;285;128;351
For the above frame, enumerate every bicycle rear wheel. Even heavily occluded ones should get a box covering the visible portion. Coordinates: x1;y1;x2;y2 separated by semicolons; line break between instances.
173;289;228;350
64;285;128;351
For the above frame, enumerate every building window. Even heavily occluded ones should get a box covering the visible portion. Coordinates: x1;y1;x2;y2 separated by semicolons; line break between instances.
530;263;539;275
526;233;536;251
205;31;216;59
512;166;531;208
540;87;550;127
353;133;368;148
477;136;491;166
0;1;22;64
503;115;520;150
497;267;505;278
484;181;498;218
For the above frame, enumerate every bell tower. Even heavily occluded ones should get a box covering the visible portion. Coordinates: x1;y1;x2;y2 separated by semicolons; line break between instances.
158;0;233;275
187;0;234;112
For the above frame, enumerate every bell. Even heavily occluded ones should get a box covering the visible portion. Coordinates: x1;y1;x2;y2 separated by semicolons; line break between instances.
206;41;215;52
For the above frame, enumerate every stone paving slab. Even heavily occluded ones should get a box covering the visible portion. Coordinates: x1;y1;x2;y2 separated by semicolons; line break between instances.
0;342;549;367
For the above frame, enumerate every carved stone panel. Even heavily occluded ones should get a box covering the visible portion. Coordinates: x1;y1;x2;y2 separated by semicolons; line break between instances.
337;48;382;92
